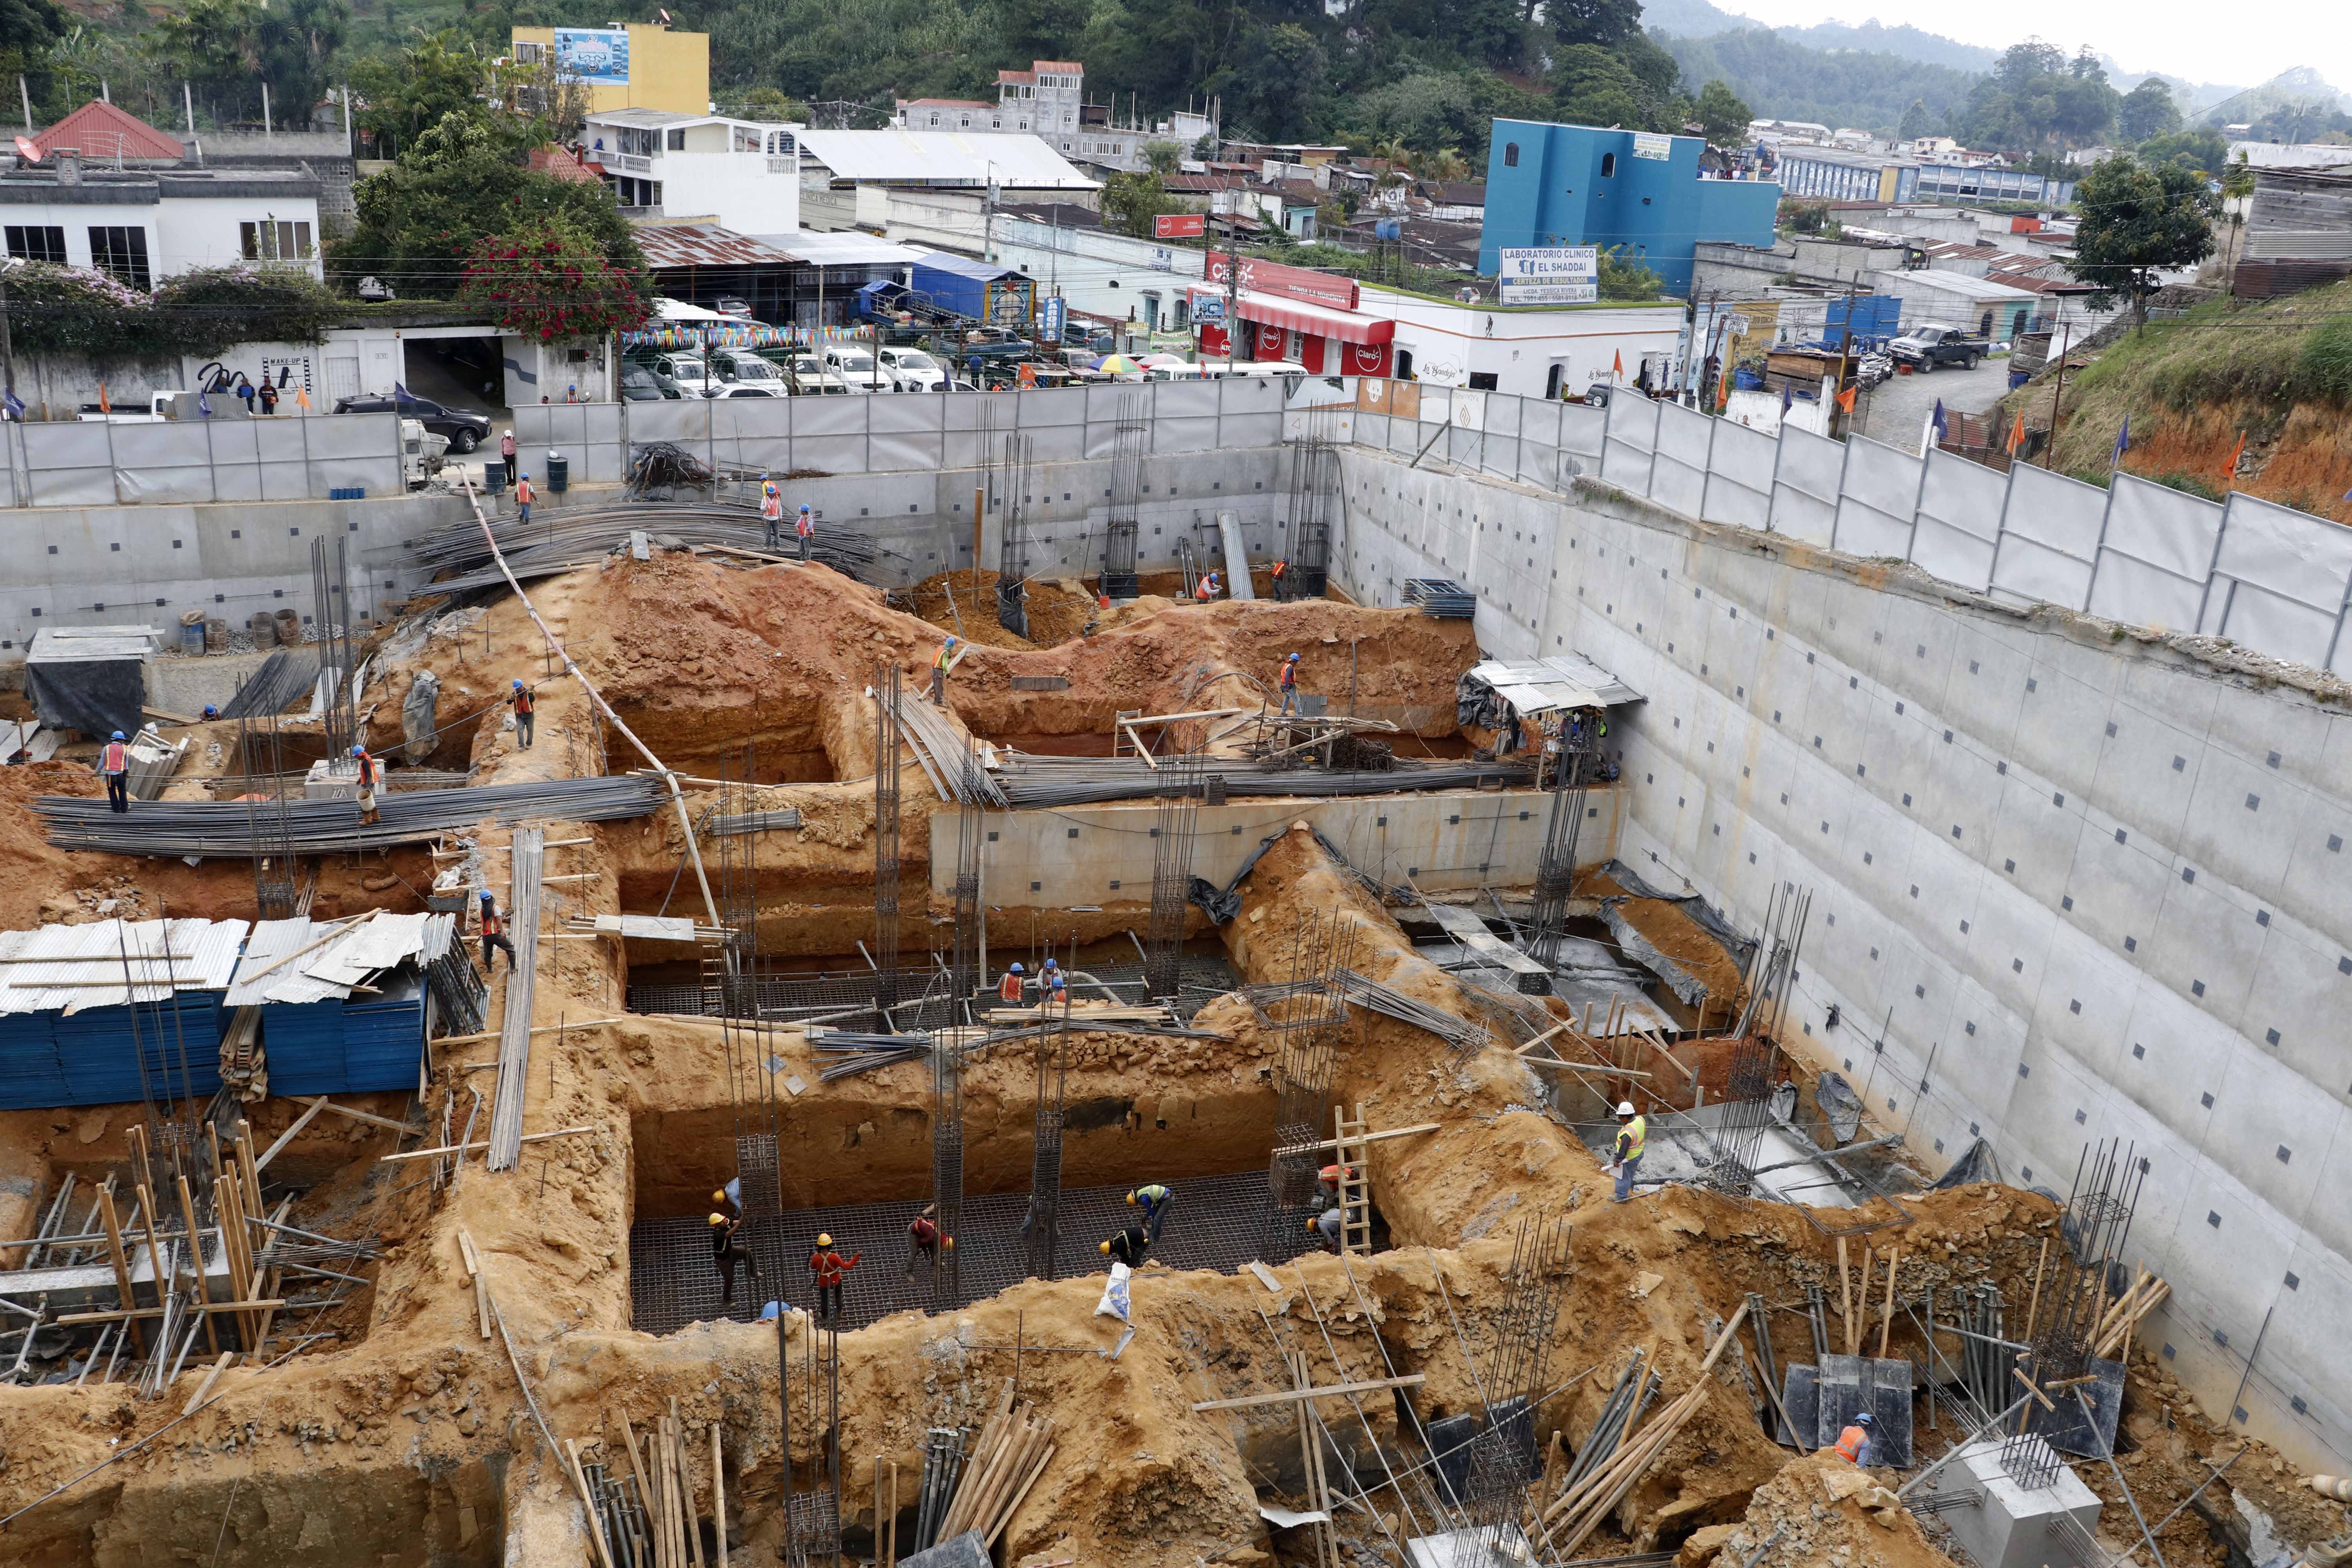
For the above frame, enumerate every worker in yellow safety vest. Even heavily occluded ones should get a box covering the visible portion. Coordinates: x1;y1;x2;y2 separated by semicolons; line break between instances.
1831;1411;1875;1465
1610;1100;1646;1203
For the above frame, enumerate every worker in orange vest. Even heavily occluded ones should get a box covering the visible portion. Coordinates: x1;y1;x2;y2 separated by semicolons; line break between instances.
760;480;784;552
1832;1411;1875;1465
808;1232;860;1323
997;962;1026;1004
1269;556;1289;601
1198;568;1221;601
510;679;535;750
97;730;131;813
476;889;517;974
1278;652;1302;716
350;744;381;824
515;470;536;524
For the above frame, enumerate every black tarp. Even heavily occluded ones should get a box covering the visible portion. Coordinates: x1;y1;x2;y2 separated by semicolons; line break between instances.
1930;1136;2002;1190
25;658;145;740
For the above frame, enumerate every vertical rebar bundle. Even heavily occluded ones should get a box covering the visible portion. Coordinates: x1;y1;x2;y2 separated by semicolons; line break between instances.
782;1311;843;1568
949;744;984;1027
1285;408;1338;597
1464;1212;1573;1560
2004;1138;2144;1486
874;665;904;1021
996;434;1034;637
1102;393;1145;599
1143;754;1204;1002
718;751;780;1216
1263;914;1359;1258
1021;991;1071;1281
1708;884;1811;1195
1522;780;1588;978
930;1031;965;1310
308;535;359;758
238;709;298;920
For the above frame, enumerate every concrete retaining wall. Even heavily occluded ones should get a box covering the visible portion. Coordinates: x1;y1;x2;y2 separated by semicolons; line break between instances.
927;787;1623;909
1332;441;2352;1476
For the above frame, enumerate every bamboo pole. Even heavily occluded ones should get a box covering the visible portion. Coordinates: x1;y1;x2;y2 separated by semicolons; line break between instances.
711;1425;728;1568
674;1401;704;1568
175;1174;219;1355
96;1186;143;1354
617;1415;659;1568
2024;1238;2051;1342
1836;1236;1852;1357
1853;1247;1871;1356
1878;1248;1899;1358
133;1181;170;1338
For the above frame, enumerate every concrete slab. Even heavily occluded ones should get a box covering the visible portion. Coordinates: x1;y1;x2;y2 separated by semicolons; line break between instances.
1940;1439;2102;1568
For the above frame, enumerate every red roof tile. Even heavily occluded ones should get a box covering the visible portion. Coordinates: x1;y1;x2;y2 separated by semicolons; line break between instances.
33;100;182;162
530;145;604;185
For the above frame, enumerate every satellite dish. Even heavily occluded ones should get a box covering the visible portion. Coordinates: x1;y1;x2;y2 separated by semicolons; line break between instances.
14;136;41;164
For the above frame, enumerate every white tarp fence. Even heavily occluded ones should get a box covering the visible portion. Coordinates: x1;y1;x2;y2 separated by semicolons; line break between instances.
1;412;405;507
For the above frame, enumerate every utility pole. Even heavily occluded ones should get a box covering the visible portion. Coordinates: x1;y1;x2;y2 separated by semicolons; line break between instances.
2043;320;2073;470
1224;215;1241;368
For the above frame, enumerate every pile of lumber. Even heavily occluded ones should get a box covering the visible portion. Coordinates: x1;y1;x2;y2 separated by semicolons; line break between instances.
2094;1269;2169;1359
1534;1303;1751;1555
934;1381;1056;1549
594;1399;728;1568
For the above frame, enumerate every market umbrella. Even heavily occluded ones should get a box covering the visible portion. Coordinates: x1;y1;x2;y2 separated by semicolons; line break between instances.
1093;354;1143;374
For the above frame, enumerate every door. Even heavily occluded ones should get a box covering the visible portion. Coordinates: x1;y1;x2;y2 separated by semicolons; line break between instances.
1545;363;1564;399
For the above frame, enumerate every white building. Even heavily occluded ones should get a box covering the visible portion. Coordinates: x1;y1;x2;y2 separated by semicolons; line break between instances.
1368;289;1684;400
892;62;1212;175
0;161;325;285
581;109;801;233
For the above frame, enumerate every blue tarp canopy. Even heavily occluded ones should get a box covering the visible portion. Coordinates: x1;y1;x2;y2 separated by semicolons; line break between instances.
906;251;1021;320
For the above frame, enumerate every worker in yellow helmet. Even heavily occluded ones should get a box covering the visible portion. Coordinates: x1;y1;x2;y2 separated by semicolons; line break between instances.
1611;1101;1647;1204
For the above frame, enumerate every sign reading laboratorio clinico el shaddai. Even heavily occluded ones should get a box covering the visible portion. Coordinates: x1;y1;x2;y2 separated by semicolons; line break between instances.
1495;247;1599;305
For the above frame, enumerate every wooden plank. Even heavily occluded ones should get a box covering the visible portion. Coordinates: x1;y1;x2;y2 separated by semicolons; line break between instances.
1273;1123;1441;1157
57;1298;287;1325
1191;1374;1426;1412
96;1186;143;1354
186;1350;236;1410
293;1095;414;1134
254;1098;330;1171
377;1125;596;1163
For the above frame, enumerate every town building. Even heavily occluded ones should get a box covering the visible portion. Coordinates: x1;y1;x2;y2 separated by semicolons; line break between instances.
25;99;360;223
2234;164;2352;298
892;64;1215;176
1774;146;2078;209
1479;121;1780;296
1;153;324;285
509;23;708;116
1867;267;2040;343
580;109;801;233
795;130;1099;231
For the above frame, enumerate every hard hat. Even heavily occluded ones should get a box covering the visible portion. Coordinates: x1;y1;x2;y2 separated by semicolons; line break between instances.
1009;962;1023;973
202;705;218;718
944;635;958;647
1099;1239;1112;1255
519;473;529;480
799;503;811;513
815;1232;833;1248
1287;652;1300;662
1307;1217;1320;1232
764;481;778;494
1126;1191;1138;1205
1855;1412;1875;1427
1043;957;1059;968
513;679;524;690
1616;1101;1636;1117
711;1189;728;1204
479;889;494;900
708;1213;727;1226
942;1236;953;1250
350;745;365;758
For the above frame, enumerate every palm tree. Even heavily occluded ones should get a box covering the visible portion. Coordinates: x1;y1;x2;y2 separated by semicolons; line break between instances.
1423;147;1470;182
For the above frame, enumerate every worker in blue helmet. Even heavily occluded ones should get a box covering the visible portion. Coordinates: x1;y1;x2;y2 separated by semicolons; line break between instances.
98;730;131;813
475;888;517;974
510;679;535;750
350;742;380;824
997;960;1026;1005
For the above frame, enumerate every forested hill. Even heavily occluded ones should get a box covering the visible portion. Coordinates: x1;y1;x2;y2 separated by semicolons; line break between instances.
1651;27;1981;134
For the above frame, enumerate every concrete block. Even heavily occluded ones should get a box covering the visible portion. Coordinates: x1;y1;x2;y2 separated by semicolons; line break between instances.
2008;658;2115;799
2178;748;2305;904
1938;1439;2101;1568
2143;873;2262;1033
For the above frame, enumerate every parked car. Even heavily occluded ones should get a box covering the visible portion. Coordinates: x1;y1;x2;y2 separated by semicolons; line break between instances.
332;393;492;452
708;348;788;390
649;352;709;384
1888;323;1987;371
783;355;857;395
711;296;754;317
822;345;890;393
706;384;780;397
621;365;684;401
877;346;948;392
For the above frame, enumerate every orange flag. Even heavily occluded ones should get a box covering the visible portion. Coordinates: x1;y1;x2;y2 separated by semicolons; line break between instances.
2224;432;2245;480
2007;410;2026;454
97;380;111;415
1612;350;1624;380
1835;384;1857;413
294;383;313;412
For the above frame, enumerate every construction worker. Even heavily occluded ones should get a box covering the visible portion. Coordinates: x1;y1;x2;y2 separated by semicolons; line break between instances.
997;962;1027;1004
510;679;535;750
1198;568;1221;601
760;480;784;552
1100;1223;1149;1269
795;503;815;563
808;1232;860;1323
96;730;131;813
1308;1206;1345;1252
906;1204;952;1278
350;744;381;825
1278;653;1302;717
710;1210;762;1306
1832;1410;1875;1465
499;428;517;487
476;889;517;974
1316;1163;1353;1206
201;704;219;721
515;470;535;525
711;1180;742;1218
1269;557;1289;601
931;635;963;706
1127;1183;1174;1243
1610;1100;1646;1204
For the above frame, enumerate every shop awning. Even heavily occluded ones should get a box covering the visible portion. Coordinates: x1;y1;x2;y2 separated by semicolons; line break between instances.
1232;293;1394;345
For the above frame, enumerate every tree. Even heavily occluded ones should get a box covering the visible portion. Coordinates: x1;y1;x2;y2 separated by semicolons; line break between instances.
1216;23;1327;145
1597;245;1661;299
728;85;811;122
335;111;648;299
1692;80;1750;147
1897;98;1932;141
1551;44;1644;130
1546;0;1641;49
347;31;491;156
998;0;1094;65
2136;127;2228;178
152;0;350;129
2067;155;2217;330
461;214;651;341
0;0;67;105
1142;140;1183;174
1100;170;1178;238
2119;78;2180;142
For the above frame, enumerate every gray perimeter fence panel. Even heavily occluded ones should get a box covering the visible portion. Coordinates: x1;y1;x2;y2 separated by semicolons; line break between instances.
2203;490;2352;670
1767;426;1843;546
1831;436;1925;561
2085;472;2224;634
1649;401;1715;519
1699;417;1775;531
1991;463;2106;611
1908;448;2005;593
1600;392;1660;498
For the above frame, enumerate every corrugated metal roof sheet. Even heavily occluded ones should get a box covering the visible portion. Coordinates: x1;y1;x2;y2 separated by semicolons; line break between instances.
0;918;249;1015
635;223;794;270
26;627;157;663
754;229;924;266
797;129;1099;190
1468;653;1644;716
223;913;433;1005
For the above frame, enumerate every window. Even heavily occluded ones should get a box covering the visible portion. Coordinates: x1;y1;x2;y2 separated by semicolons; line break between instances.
1468;371;1499;390
514;40;546;62
667;128;686;150
4;225;66;264
87;226;151;290
1600;152;1617;177
239;220;314;262
1504;142;1519;167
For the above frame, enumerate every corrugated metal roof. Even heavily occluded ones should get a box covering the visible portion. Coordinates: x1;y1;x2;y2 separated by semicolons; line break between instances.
635;223;795;270
0;918;249;1015
26;626;157;663
223;913;433;1005
755;229;924;266
1468;653;1643;716
1873;268;2037;301
796;129;1100;190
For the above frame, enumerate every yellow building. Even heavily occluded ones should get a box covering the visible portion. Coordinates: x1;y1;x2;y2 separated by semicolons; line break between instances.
508;24;709;116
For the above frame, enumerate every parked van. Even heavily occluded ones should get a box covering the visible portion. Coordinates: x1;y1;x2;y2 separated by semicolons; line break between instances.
709;348;786;389
784;354;855;395
822;345;890;393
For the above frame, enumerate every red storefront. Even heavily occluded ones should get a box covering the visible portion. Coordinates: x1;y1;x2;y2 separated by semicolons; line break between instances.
1192;251;1394;376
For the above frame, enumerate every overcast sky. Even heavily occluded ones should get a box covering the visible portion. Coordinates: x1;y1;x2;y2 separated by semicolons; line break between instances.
1708;0;2348;100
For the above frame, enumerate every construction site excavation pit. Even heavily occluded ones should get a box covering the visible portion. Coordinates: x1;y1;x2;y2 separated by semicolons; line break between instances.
2;423;2348;1568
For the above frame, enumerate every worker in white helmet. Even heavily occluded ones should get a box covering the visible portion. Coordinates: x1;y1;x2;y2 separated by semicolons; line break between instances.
1610;1100;1646;1204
